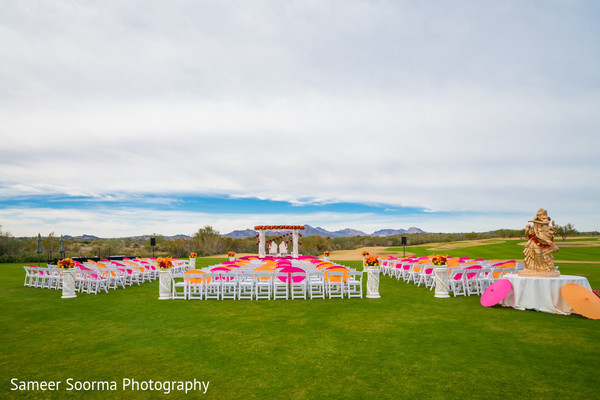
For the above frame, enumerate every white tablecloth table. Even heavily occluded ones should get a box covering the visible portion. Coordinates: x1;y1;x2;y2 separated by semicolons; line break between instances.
501;273;592;315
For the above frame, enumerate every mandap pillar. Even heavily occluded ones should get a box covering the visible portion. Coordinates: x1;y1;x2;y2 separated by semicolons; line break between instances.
292;230;299;258
258;230;266;259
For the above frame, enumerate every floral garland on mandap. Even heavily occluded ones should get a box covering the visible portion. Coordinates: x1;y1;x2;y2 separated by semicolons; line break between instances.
57;258;75;269
431;255;448;266
157;257;174;270
364;255;381;267
254;225;305;231
189;253;197;258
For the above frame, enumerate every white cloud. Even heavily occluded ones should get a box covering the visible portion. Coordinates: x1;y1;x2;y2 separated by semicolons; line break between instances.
1;1;599;235
2;92;598;214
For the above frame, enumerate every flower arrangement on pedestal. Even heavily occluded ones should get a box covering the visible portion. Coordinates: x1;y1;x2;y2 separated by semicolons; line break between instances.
431;255;448;266
361;251;370;257
364;254;382;298
157;257;173;270
157;257;174;300
57;258;75;269
323;251;330;257
365;255;381;267
189;252;197;258
228;252;235;258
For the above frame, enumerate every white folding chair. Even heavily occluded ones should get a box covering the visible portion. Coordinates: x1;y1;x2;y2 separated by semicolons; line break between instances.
237;272;254;300
23;266;37;287
122;266;141;286
478;267;494;293
392;261;404;280
325;271;345;299
72;268;85;292
221;272;238;300
490;267;514;284
346;270;363;298
186;273;205;300
204;273;221;300
88;270;109;294
417;266;434;288
255;271;272;300
37;267;52;289
390;262;401;280
380;259;391;276
48;266;62;290
308;271;325;299
449;268;466;296
171;273;187;299
272;272;289;300
290;272;308;300
97;266;118;290
464;267;481;296
410;263;429;285
400;263;412;281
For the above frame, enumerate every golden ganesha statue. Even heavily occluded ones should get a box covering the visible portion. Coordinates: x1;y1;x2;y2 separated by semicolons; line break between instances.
519;208;560;277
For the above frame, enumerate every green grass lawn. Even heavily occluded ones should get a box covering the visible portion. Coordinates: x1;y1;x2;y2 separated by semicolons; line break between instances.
1;257;599;400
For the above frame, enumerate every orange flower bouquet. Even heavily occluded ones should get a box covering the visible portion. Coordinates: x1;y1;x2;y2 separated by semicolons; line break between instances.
157;257;174;270
189;253;197;258
365;255;381;267
57;258;75;269
431;255;448;266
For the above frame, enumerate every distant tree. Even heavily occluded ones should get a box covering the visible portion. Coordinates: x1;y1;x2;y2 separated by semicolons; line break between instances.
302;234;330;255
556;223;577;242
163;237;191;258
69;242;82;255
195;226;220;237
42;232;60;254
193;225;225;256
0;226;21;258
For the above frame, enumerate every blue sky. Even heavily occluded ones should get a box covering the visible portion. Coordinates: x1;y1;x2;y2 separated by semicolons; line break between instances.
1;1;599;237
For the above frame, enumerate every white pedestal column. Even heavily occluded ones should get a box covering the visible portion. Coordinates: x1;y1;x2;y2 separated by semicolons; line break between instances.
365;266;381;298
188;258;196;270
61;269;77;299
434;267;450;298
159;269;172;300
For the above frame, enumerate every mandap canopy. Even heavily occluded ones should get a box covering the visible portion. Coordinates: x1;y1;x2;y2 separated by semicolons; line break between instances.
254;225;305;259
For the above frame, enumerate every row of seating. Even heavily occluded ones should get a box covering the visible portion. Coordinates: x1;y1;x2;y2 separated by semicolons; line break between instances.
171;269;364;300
381;257;524;297
23;266;63;290
23;257;189;295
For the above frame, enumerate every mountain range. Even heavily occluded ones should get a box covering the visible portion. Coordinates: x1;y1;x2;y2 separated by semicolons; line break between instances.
61;226;424;240
222;225;424;238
